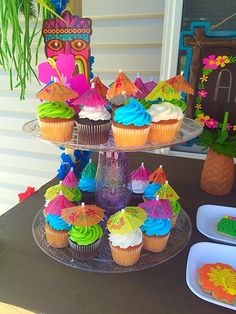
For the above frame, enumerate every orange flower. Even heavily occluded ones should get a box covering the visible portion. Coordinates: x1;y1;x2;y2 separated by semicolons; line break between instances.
195;114;210;126
216;55;230;68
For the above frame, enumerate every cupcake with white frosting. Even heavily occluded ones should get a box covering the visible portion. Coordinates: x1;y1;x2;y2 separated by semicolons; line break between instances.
108;228;143;266
147;102;183;144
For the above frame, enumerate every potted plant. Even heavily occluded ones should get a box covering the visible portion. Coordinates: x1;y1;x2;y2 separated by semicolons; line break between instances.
199;112;236;195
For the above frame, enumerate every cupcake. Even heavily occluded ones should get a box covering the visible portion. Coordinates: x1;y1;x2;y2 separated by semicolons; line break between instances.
37;101;75;142
141;217;171;252
129;162;150;194
147;102;184;144
68;225;103;260
112;98;151;147
74;84;111;145
108;228;143;266
170;201;182;228
78;159;97;192
143;183;162;201
45;214;72;248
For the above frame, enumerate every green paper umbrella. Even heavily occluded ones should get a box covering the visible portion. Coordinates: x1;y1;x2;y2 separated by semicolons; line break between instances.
145;81;181;102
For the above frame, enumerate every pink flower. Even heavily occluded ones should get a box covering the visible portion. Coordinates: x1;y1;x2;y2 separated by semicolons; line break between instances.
198;90;208;98
227;124;233;131
205;118;218;129
203;55;218;70
38;54;90;98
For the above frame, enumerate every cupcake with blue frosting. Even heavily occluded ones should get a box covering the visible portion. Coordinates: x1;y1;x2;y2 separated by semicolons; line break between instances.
143;183;162;201
141;217;171;252
112;98;151;147
78;159;96;193
45;214;72;248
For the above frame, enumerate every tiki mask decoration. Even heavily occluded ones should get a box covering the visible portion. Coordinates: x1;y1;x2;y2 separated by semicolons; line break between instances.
42;10;92;82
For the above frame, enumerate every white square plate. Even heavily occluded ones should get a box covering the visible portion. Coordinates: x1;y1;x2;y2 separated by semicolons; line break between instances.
186;242;236;311
196;204;236;245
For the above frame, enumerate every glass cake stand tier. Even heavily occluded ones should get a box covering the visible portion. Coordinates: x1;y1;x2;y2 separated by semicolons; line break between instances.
33;207;192;273
23;117;202;152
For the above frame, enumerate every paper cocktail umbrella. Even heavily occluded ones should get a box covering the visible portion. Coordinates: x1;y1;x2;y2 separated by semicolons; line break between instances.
129;162;150;181
144;78;157;93
81;159;97;179
62;167;78;188
134;74;149;99
155;181;180;202
149;165;167;185
45;192;75;216
36;81;78;101
106;70;140;99
91;75;108;98
145;81;181;102
73;83;109;107
61;202;104;227
107;206;147;234
167;75;194;94
44;181;75;201
139;197;172;219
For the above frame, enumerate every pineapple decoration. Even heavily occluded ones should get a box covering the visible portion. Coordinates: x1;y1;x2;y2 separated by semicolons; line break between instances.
199;112;236;196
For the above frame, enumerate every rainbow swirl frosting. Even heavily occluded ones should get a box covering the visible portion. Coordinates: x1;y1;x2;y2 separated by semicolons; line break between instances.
141;217;171;236
38;101;75;119
69;225;103;245
114;98;151;127
46;214;71;231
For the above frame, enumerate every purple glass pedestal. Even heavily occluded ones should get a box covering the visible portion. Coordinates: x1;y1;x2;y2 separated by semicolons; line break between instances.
95;151;131;216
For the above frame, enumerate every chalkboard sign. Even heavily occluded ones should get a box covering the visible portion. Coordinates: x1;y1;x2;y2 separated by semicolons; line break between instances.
181;22;236;132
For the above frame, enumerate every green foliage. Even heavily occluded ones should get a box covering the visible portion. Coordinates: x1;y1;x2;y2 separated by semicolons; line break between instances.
199;112;236;157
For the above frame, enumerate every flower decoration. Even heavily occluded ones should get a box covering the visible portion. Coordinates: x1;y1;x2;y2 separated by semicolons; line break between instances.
216;55;230;68
195;113;210;126
200;74;208;82
198;90;208;98
203;54;218;70
205;118;218;129
38;54;90;97
18;187;36;202
195;103;202;110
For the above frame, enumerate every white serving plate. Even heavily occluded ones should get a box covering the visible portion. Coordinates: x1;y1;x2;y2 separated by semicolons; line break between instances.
196;204;236;245
186;242;236;311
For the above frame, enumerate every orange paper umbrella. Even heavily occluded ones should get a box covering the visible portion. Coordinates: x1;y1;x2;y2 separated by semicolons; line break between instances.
91;75;108;98
61;202;104;227
106;70;140;99
149;165;167;185
36;81;78;102
167;75;194;94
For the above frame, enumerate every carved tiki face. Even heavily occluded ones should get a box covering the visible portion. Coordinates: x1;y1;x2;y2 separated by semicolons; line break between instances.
42;11;92;81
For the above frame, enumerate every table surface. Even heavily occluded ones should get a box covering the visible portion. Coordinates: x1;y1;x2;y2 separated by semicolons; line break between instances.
0;153;235;314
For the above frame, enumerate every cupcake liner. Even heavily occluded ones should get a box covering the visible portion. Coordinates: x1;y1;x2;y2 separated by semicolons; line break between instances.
109;241;143;266
148;121;180;144
112;125;150;147
75;121;111;144
68;238;102;261
142;233;170;253
170;214;179;229
39;119;74;142
45;223;69;248
176;118;183;133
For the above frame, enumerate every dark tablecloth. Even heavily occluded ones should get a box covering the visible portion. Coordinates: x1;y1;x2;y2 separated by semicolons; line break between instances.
0;153;235;314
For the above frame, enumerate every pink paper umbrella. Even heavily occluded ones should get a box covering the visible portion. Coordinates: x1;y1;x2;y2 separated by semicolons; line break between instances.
62;168;78;188
73;83;109;108
129;162;150;181
145;78;157;93
45;192;75;216
139;198;172;219
134;75;149;99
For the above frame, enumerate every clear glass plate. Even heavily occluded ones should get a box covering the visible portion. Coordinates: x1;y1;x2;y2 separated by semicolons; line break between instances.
23;117;202;152
32;209;192;273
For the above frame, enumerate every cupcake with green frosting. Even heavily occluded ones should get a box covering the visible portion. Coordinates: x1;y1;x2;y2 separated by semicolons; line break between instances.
37;101;75;142
68;225;103;260
170;201;182;228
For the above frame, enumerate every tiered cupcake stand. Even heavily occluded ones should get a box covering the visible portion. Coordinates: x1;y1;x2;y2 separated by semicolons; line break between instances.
24;117;202;273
